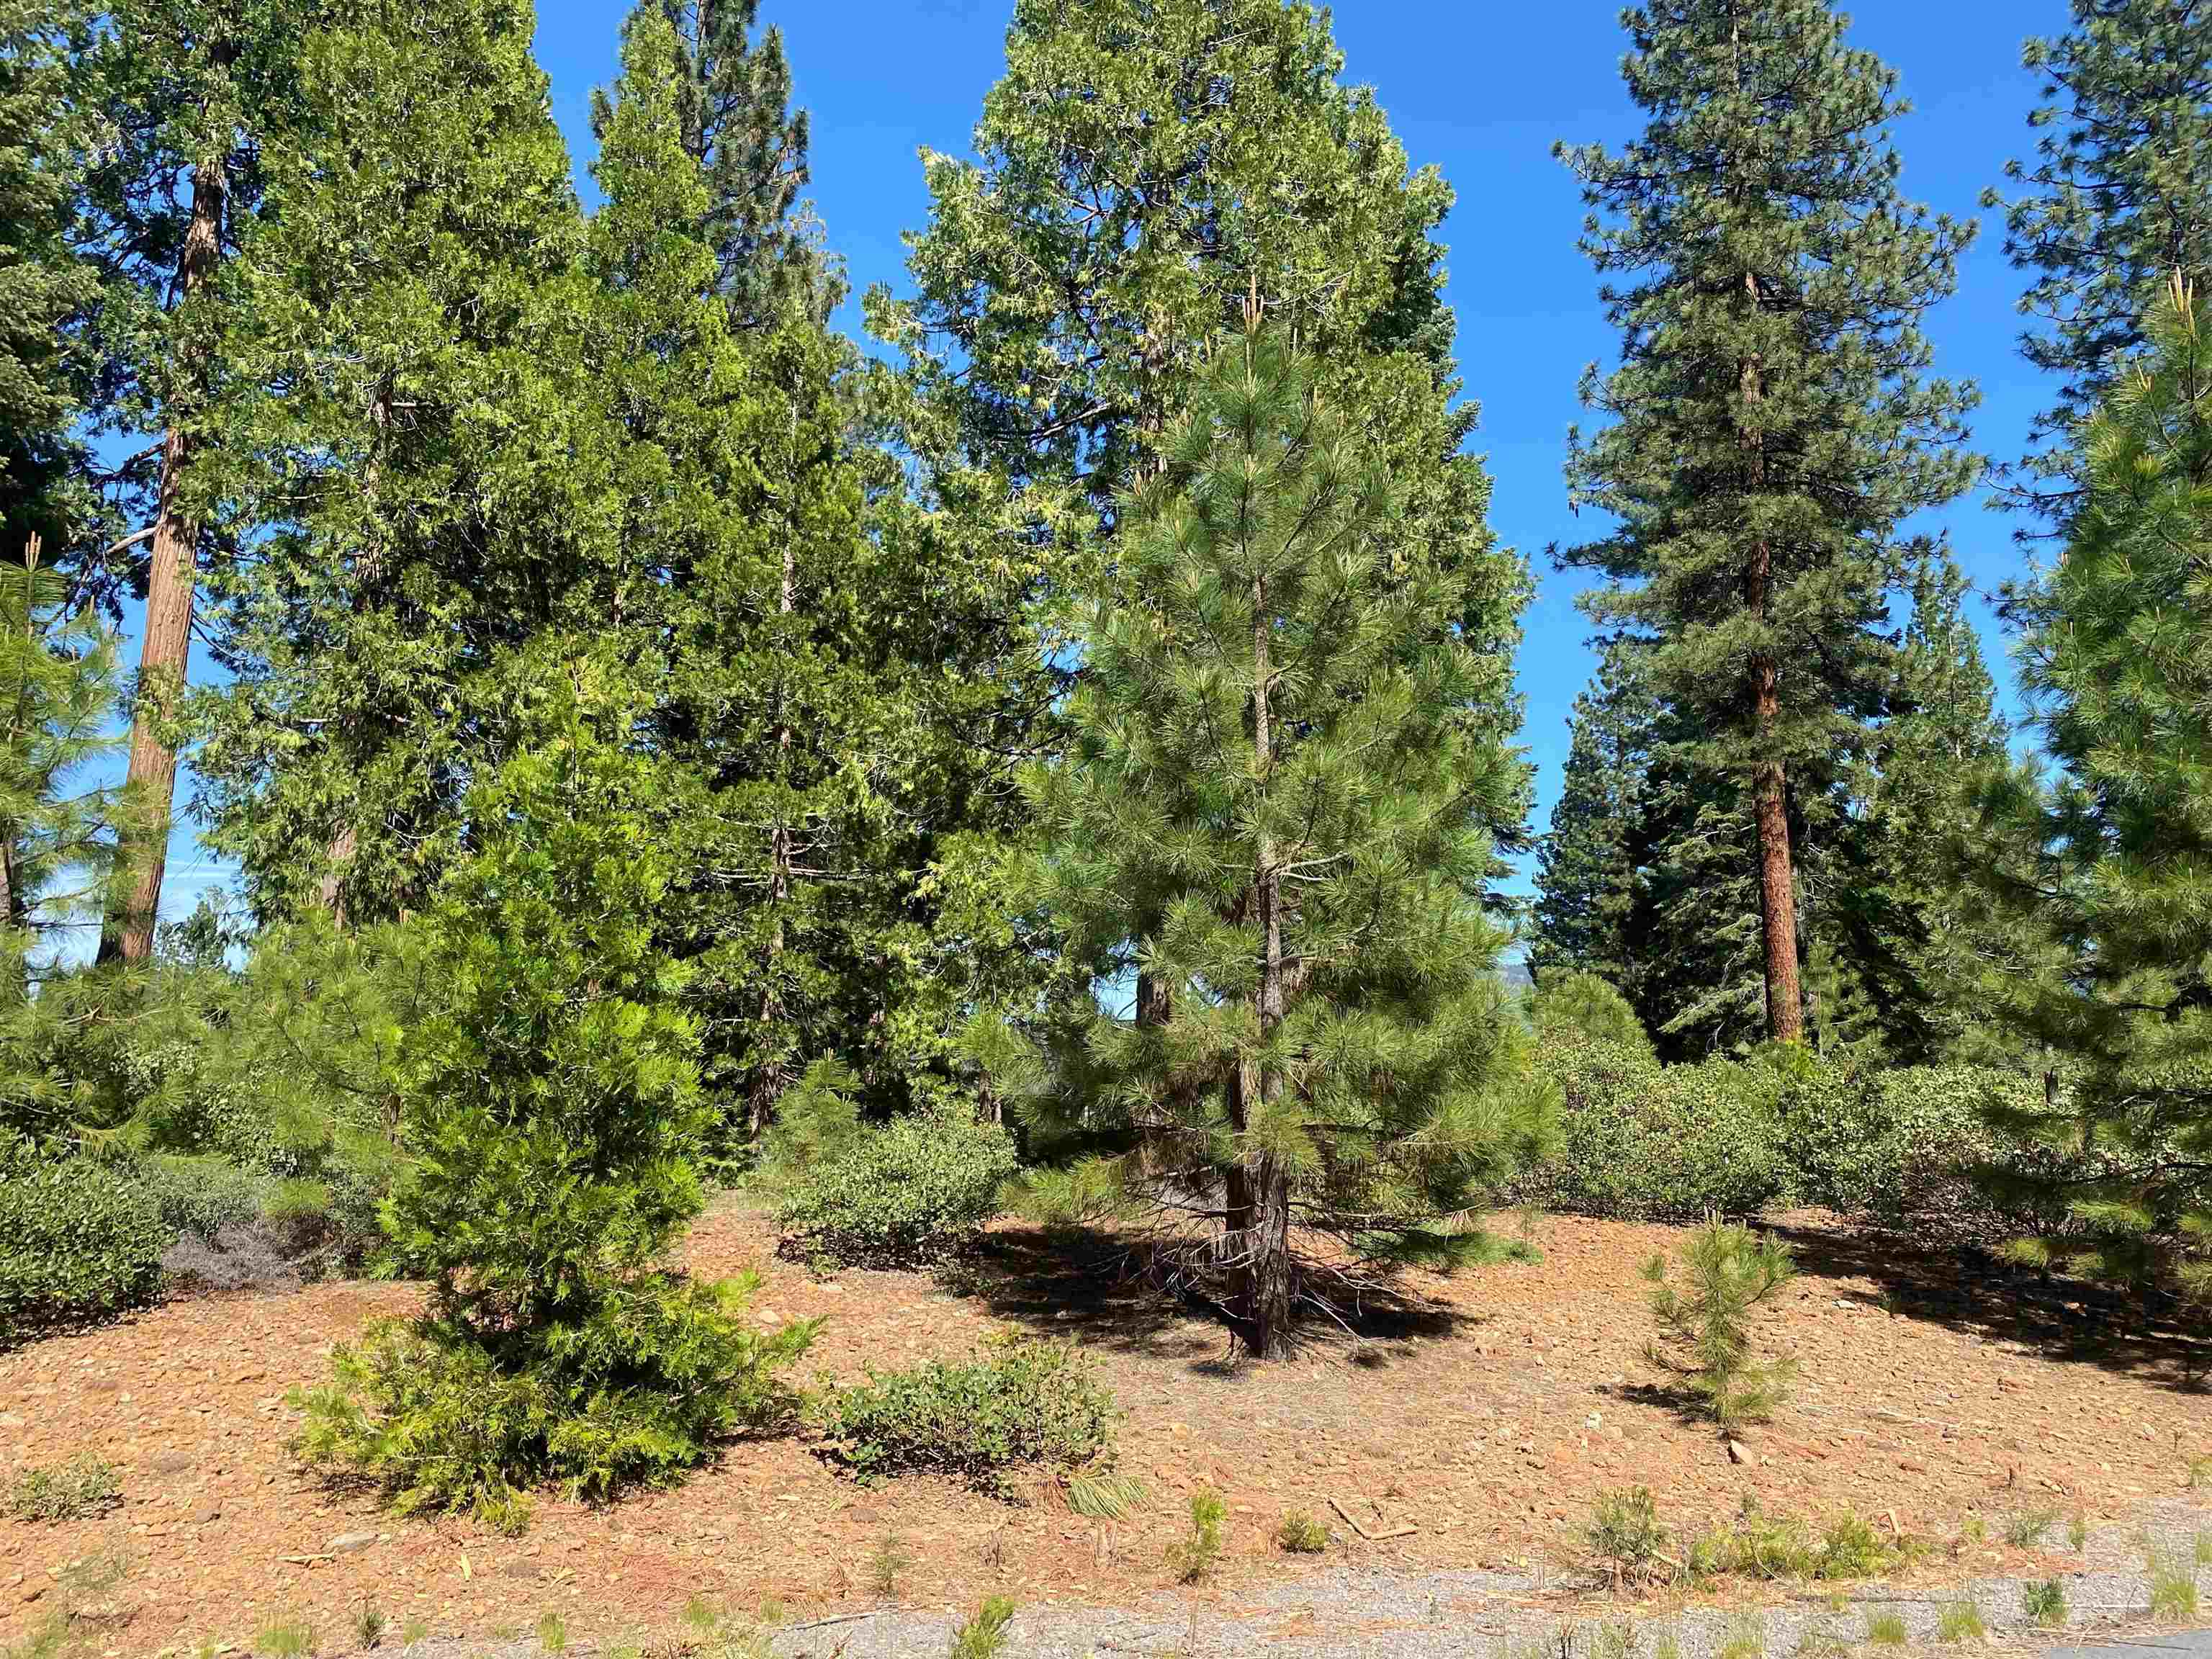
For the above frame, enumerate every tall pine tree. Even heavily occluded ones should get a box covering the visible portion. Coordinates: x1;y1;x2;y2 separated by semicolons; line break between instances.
1990;0;2212;526
1949;276;2211;1325
1006;322;1548;1358
1530;638;1655;994
1557;0;1978;1044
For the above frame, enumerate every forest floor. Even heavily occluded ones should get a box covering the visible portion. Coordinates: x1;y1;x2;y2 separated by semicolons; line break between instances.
3;1200;2208;1658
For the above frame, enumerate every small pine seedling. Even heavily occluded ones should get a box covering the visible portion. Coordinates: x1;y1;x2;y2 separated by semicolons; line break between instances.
1276;1511;1328;1554
354;1599;385;1650
1641;1219;1796;1429
1936;1600;1986;1642
4;1454;122;1523
1586;1487;1671;1584
868;1530;910;1599
2023;1578;2067;1628
1650;1627;1683;1659
948;1596;1016;1659
536;1609;569;1653
1593;1619;1637;1659
401;1616;429;1645
2005;1506;2058;1548
682;1593;721;1632
1866;1611;1909;1646
2068;1512;2088;1552
1167;1487;1226;1583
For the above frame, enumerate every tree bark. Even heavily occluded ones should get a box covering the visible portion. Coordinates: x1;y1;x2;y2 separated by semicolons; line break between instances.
1238;555;1295;1357
1738;273;1804;1044
100;156;225;966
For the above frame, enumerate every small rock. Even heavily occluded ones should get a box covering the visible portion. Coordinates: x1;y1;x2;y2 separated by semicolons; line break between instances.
327;1530;377;1555
0;1411;23;1429
195;1507;221;1524
1727;1439;1753;1465
1585;1412;1602;1429
19;1584;44;1606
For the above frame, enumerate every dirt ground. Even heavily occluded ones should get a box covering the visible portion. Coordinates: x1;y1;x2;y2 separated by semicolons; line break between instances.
3;1200;2206;1657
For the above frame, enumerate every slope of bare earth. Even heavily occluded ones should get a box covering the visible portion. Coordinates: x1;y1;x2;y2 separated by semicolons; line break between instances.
3;1200;2205;1656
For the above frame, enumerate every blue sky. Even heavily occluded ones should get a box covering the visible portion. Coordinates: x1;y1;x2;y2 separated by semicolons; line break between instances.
157;0;2072;927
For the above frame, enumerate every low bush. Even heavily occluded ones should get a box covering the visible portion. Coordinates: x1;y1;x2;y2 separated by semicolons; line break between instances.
1529;974;1656;1063
776;1108;1018;1268
1517;1044;1789;1220
809;1336;1115;1488
2023;1579;2067;1628
1587;1486;1671;1584
139;1154;271;1244
6;1453;121;1522
948;1596;1017;1659
1277;1511;1328;1554
0;1140;166;1339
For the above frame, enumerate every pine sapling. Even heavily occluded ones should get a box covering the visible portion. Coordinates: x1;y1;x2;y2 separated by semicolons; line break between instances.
1642;1218;1797;1429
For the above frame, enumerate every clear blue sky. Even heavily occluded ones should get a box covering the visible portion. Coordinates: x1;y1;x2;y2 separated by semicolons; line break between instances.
158;0;2070;928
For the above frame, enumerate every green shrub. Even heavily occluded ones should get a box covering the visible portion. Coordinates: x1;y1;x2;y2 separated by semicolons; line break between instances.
0;1140;166;1339
2023;1579;2067;1628
1529;974;1655;1062
1587;1486;1671;1583
6;1453;122;1521
809;1336;1115;1487
292;716;815;1524
1866;1612;1908;1646
1935;1600;1986;1642
1519;1044;1789;1220
139;1154;271;1243
948;1597;1016;1659
1643;1220;1795;1429
776;1108;1018;1267
1167;1487;1226;1583
1277;1511;1328;1553
2148;1547;2198;1622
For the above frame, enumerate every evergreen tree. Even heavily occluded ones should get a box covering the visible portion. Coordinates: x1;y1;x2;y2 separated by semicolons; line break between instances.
1007;323;1550;1358
295;670;814;1526
189;0;583;925
73;0;307;962
0;1;97;564
1531;639;1656;994
1990;0;2212;525
1949;276;2212;1323
1557;0;1979;1044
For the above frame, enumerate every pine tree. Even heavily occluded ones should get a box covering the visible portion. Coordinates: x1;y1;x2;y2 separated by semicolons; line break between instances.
1007;322;1550;1359
1949;276;2212;1324
1557;0;1979;1044
0;1;97;564
1532;639;1657;994
1990;0;2212;525
189;0;583;925
73;0;307;962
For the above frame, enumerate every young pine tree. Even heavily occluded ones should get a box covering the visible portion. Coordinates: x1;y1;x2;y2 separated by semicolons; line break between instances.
1557;0;1979;1045
296;672;814;1527
1990;0;2212;526
1949;276;2212;1326
1008;323;1551;1359
1531;638;1657;995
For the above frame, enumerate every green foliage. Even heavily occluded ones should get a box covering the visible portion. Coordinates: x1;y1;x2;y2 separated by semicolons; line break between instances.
1531;642;1656;999
2023;1579;2068;1628
2149;1547;2200;1622
809;1337;1116;1489
0;1139;165;1339
137;1155;270;1244
1935;1601;1987;1644
294;701;814;1522
1989;0;2212;520
1168;1488;1226;1583
1947;280;2212;1320
866;1531;909;1598
1586;1488;1671;1584
947;1598;1015;1659
1528;974;1654;1064
2005;1507;2059;1549
1717;1614;1764;1659
1276;1511;1328;1555
1643;1220;1797;1429
1867;1612;1909;1646
253;1617;315;1658
1065;1471;1148;1522
1004;321;1547;1357
1519;1044;1789;1222
774;1107;1017;1268
5;1453;120;1522
351;1602;383;1653
1557;0;1977;1044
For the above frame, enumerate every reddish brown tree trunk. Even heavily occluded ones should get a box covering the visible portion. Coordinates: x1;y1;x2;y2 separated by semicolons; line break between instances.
100;158;225;966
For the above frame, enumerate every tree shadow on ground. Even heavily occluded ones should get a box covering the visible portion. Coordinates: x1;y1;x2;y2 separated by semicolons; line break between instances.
942;1223;1471;1373
1768;1218;2209;1395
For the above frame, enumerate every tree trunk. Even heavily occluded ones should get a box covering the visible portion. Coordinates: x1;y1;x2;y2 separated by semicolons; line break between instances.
100;156;225;966
1738;271;1803;1044
1238;556;1294;1357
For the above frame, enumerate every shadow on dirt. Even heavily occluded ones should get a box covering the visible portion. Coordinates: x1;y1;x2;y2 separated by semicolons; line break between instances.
1770;1218;2209;1395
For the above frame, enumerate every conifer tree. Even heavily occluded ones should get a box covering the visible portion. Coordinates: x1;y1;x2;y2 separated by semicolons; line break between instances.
1007;323;1550;1359
190;0;583;924
1990;0;2212;524
1557;0;1978;1044
1949;276;2212;1323
1531;639;1656;994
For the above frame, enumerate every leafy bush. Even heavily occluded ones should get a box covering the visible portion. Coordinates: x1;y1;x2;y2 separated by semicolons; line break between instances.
6;1453;121;1521
1529;973;1655;1062
2023;1579;2067;1628
809;1336;1115;1487
0;1140;166;1339
293;709;814;1525
138;1154;271;1243
1518;1043;1790;1220
776;1108;1018;1267
1643;1219;1796;1429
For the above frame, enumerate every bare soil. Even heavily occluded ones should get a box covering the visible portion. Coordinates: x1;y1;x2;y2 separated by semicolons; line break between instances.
3;1202;2206;1657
